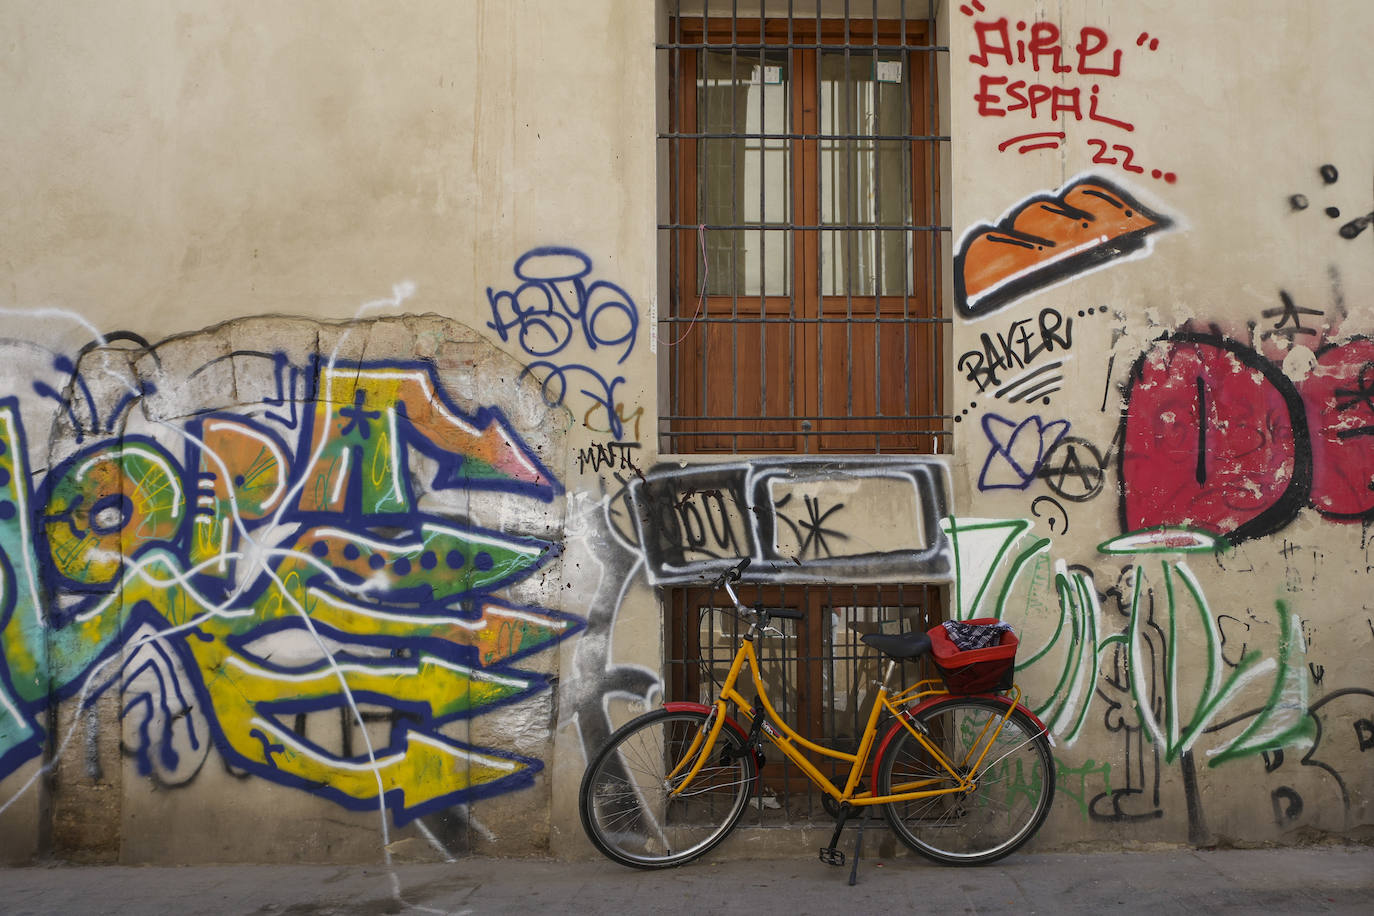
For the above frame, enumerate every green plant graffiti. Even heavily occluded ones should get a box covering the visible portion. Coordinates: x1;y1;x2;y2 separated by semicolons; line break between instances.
944;519;1318;843
1098;529;1316;767
943;517;1101;744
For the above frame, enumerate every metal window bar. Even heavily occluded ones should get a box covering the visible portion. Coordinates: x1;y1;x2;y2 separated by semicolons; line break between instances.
659;0;951;455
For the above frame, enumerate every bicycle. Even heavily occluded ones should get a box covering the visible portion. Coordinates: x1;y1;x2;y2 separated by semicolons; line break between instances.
578;558;1056;877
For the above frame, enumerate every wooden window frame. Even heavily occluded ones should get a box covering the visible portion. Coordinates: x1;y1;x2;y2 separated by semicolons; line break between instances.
663;16;946;455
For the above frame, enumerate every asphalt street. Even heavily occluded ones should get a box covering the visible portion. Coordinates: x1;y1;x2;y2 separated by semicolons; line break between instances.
2;845;1371;915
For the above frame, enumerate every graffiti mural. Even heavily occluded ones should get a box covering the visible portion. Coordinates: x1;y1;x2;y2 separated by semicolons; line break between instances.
954;176;1173;319
978;414;1071;491
0;320;581;828
1119;330;1374;540
952;111;1374;846
962;1;1178;184
628;457;954;586
486;247;642;439
944;517;1332;840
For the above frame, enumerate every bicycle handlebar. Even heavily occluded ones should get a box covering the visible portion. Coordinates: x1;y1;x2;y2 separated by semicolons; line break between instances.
711;558;805;621
711;557;752;590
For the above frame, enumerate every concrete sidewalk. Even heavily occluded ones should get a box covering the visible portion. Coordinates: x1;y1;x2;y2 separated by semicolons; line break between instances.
3;846;1371;915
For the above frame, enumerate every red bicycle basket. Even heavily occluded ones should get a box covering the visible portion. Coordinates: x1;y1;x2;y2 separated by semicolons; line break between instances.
927;619;1018;694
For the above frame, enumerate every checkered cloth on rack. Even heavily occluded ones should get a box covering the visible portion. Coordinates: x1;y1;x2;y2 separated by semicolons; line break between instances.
942;620;1014;650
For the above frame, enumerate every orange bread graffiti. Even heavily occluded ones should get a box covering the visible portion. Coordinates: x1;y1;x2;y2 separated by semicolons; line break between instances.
954;176;1172;318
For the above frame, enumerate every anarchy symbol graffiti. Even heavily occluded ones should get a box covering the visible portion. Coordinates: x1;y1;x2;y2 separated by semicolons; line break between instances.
1037;435;1108;502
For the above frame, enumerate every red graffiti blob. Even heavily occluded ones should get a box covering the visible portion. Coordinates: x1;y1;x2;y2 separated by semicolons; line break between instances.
1298;339;1374;518
1121;335;1309;541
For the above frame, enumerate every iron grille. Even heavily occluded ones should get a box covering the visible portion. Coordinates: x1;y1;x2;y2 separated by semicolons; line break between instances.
669;581;944;823
658;0;952;455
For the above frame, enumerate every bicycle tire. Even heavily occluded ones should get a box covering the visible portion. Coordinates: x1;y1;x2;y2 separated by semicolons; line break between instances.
579;708;757;868
877;696;1055;866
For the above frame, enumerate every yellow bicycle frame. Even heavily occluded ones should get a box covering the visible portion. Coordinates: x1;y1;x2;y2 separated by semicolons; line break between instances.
671;631;1025;808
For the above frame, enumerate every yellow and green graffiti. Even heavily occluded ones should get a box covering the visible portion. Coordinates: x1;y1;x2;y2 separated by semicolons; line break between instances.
0;360;579;824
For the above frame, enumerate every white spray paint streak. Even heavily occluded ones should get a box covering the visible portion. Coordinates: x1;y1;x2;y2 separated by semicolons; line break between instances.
1;288;467;913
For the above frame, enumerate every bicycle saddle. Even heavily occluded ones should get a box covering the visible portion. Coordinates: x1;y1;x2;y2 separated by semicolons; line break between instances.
861;631;932;660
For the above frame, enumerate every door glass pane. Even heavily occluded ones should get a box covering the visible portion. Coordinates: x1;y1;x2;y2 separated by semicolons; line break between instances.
698;50;791;297
819;51;912;297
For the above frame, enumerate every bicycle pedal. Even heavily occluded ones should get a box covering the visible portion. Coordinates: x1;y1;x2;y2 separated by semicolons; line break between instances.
818;847;846;867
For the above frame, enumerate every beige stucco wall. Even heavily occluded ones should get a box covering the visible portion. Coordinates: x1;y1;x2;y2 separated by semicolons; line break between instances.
948;0;1374;847
0;0;660;865
0;0;1369;868
0;1;656;342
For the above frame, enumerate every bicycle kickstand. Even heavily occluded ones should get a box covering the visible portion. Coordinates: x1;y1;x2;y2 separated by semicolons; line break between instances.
847;812;867;886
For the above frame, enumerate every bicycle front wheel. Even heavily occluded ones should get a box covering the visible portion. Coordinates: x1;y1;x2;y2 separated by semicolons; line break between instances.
877;696;1055;866
579;708;757;868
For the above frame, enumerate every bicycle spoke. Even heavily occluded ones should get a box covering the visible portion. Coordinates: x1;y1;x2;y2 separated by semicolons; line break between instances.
878;698;1055;865
580;710;756;868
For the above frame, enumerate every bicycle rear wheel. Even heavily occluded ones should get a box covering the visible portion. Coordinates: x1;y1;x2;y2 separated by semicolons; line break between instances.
877;696;1055;865
579;708;757;868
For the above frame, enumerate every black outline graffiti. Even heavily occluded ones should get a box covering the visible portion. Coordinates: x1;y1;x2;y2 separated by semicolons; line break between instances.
1270;786;1304;826
575;441;641;476
775;493;850;560
1216;613;1252;668
1091;564;1166;824
1209;687;1374;826
957;307;1075;392
1030;495;1070;534
629;457;953;586
1261;291;1323;341
996;360;1066;404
